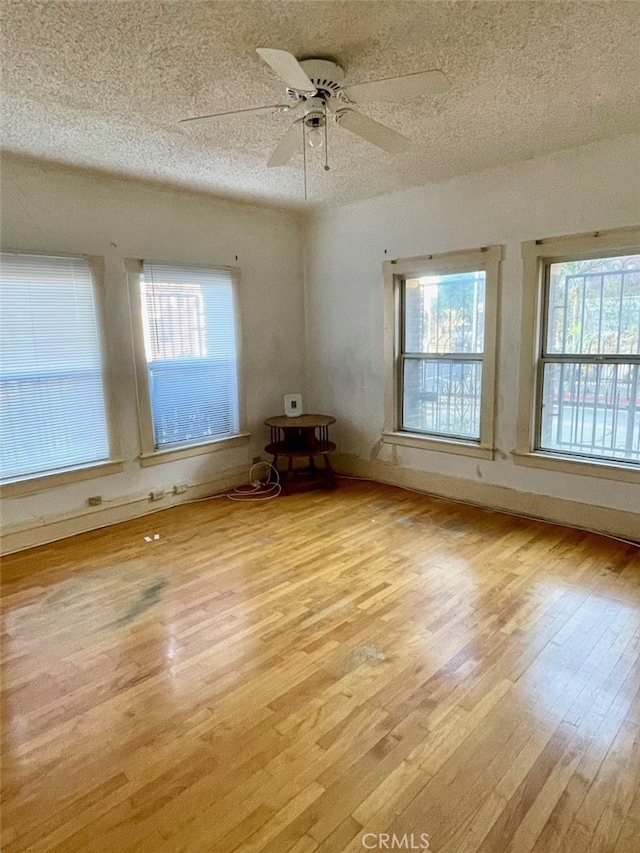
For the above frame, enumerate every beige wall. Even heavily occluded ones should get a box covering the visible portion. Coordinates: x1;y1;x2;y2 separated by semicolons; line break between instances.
303;134;640;539
1;158;305;551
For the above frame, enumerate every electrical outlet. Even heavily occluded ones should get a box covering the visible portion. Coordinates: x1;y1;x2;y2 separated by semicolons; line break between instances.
150;489;166;501
173;483;188;494
88;496;102;506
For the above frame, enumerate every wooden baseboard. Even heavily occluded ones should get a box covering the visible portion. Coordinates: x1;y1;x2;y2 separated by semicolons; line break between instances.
0;467;248;555
333;454;640;544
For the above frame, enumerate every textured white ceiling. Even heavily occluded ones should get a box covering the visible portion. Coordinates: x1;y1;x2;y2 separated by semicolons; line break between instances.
1;0;639;209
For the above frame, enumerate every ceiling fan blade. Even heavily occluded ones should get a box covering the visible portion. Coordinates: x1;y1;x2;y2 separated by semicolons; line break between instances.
256;48;317;93
179;104;293;126
336;110;409;155
267;121;302;167
344;69;449;103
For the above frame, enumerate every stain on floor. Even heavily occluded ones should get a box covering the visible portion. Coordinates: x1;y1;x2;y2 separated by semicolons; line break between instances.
114;578;169;627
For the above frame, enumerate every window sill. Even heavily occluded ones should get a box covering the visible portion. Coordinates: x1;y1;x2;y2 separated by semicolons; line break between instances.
511;450;640;484
382;431;495;460
1;459;125;496
139;433;250;467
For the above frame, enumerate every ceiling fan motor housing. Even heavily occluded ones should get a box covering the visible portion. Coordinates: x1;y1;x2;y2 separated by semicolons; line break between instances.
294;59;345;103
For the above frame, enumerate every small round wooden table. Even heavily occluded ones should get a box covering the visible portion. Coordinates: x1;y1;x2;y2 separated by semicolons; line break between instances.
264;414;337;493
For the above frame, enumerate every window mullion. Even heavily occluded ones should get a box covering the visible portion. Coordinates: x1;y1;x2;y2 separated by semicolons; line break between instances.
540;354;640;364
402;352;484;361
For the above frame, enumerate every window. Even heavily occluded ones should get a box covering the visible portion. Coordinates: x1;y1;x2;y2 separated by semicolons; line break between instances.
516;228;640;480
130;262;244;460
541;256;640;462
0;253;111;481
402;270;486;439
383;246;501;458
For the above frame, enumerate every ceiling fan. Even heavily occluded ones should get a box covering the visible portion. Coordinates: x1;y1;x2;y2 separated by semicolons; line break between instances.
179;48;449;168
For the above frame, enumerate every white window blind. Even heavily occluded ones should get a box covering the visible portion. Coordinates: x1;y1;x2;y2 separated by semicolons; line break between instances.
141;263;240;448
0;253;110;480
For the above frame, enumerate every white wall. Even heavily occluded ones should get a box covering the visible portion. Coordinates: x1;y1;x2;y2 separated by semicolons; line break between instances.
3;136;639;550
304;135;640;535
1;158;305;549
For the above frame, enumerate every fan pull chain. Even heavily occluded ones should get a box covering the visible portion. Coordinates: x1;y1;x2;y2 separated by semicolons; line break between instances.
324;105;329;171
302;121;308;201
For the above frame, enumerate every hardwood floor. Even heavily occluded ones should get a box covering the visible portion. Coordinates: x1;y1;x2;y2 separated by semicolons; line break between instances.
1;480;639;853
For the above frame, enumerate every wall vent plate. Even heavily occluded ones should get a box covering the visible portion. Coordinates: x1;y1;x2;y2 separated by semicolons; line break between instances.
284;393;303;417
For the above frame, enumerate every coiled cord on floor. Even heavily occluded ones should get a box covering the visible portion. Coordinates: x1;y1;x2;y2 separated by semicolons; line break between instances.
226;461;281;501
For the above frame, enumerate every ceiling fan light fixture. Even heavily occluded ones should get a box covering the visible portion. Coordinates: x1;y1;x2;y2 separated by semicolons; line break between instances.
307;126;324;149
304;112;326;149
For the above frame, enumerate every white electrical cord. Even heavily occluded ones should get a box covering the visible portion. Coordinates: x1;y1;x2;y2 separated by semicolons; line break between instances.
226;461;281;501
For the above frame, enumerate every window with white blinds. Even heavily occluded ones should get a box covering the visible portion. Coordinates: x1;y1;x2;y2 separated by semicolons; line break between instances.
140;263;240;448
0;253;110;480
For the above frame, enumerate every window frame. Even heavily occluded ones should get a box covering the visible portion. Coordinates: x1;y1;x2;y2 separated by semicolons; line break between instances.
126;259;249;465
515;227;640;483
383;245;502;459
0;251;123;495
